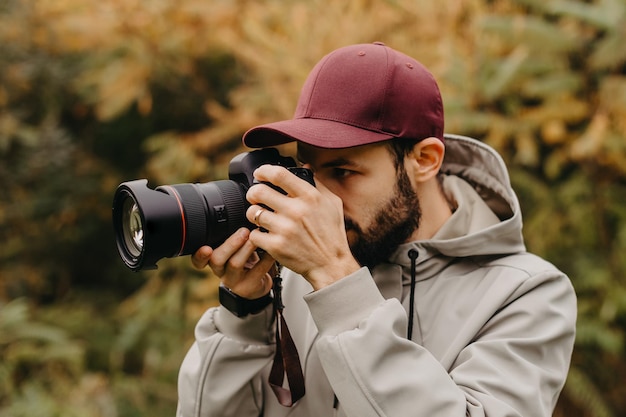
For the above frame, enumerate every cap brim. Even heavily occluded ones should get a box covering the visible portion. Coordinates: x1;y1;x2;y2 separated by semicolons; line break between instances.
242;118;395;149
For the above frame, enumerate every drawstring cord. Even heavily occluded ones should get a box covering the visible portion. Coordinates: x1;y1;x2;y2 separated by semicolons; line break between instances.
407;249;419;340
334;250;420;410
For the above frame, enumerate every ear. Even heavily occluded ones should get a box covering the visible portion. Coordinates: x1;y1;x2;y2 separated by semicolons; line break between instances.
407;137;445;183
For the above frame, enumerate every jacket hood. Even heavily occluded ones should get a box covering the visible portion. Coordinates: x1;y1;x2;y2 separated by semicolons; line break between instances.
387;134;526;273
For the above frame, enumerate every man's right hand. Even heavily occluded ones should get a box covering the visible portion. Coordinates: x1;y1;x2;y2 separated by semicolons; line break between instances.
191;227;275;300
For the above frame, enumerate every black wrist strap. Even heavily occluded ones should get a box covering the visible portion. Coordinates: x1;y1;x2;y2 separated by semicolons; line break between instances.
219;286;273;318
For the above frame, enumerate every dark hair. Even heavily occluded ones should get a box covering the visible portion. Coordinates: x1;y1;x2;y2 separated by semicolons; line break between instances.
385;138;446;188
385;138;421;168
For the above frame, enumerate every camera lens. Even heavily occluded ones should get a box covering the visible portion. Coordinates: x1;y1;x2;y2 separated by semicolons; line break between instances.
122;199;144;258
112;148;312;271
112;179;250;271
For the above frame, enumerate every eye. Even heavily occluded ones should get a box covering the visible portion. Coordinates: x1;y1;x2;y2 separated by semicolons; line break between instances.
332;168;354;179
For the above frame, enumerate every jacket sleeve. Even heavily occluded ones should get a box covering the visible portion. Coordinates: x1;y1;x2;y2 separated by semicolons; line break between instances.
176;304;275;417
304;267;576;417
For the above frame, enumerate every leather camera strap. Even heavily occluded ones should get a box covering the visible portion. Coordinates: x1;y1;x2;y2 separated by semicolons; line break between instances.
268;265;305;407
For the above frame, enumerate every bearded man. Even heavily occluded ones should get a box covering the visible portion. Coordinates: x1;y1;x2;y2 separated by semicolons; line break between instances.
177;42;576;417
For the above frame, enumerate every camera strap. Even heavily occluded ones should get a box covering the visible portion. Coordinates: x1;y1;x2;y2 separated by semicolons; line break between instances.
268;263;306;407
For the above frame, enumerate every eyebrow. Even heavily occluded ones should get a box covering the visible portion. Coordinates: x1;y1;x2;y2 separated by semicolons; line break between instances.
320;157;359;169
297;153;360;169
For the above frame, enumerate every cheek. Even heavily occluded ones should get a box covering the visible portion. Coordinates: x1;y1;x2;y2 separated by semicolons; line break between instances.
342;184;394;228
318;169;398;228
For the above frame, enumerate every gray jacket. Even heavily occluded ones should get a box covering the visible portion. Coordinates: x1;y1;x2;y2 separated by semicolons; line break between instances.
177;134;577;417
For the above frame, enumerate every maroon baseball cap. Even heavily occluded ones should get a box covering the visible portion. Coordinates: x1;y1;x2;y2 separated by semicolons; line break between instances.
242;42;444;149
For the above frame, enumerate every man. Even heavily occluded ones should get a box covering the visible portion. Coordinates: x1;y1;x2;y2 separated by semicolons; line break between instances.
177;42;577;417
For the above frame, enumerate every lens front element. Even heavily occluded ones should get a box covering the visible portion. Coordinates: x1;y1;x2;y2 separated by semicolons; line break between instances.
122;198;144;258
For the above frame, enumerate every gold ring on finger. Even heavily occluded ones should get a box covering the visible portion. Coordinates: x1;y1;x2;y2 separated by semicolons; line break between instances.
253;208;265;227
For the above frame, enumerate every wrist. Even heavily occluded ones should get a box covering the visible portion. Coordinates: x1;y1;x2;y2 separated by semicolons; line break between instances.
308;257;361;291
304;267;384;335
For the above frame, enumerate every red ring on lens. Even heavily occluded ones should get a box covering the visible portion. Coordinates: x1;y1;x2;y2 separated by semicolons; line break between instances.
160;186;186;256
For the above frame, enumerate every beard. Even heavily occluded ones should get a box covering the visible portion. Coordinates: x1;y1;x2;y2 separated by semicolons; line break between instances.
345;165;422;269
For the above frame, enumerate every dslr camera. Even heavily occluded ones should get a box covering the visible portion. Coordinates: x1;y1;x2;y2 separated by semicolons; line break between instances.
112;148;315;271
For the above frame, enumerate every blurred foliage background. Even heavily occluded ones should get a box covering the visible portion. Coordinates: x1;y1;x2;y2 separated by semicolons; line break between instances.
0;0;625;416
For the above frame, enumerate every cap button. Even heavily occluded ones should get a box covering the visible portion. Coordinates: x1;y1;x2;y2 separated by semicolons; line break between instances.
373;41;386;46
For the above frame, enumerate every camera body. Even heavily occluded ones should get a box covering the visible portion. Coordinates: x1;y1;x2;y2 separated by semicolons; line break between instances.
112;148;314;271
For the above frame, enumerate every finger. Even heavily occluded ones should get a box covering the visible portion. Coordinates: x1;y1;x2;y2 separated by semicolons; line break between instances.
243;251;261;270
223;249;276;298
228;270;273;299
252;207;266;227
246;182;281;212
222;238;259;272
208;228;250;275
246;205;275;230
252;164;315;199
245;251;277;296
248;226;284;257
254;251;277;277
191;246;213;270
